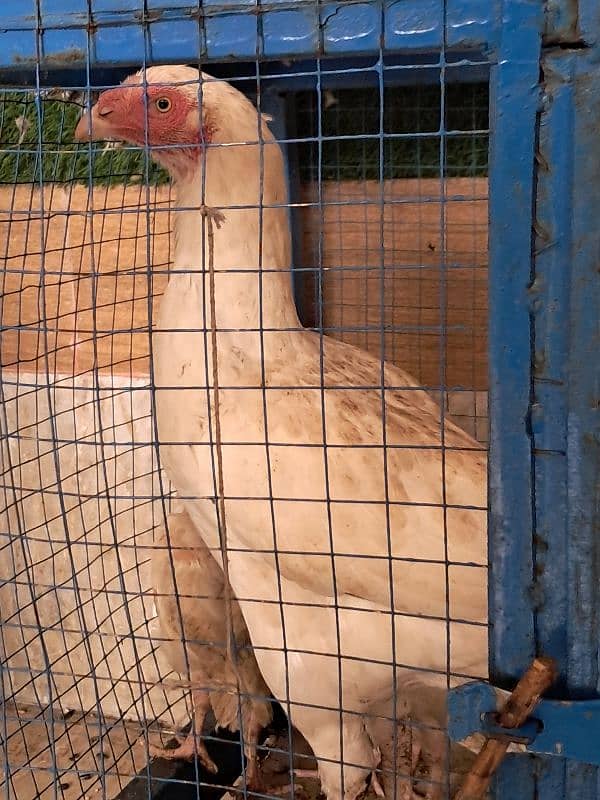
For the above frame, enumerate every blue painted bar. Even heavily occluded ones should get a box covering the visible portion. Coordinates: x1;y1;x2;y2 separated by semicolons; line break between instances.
543;1;578;43
529;51;572;694
446;0;495;50
534;47;600;800
487;19;600;800
384;0;443;52
494;757;539;800
487;0;542;687
577;0;600;46
0;0;499;69
324;2;381;55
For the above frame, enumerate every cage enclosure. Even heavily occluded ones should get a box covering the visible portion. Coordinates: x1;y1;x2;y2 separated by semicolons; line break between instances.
1;4;599;800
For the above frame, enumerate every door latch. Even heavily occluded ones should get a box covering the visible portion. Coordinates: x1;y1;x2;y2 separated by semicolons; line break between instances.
449;665;600;767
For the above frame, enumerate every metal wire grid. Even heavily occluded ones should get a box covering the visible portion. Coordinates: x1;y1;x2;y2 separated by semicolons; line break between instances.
290;82;489;439
0;46;490;800
0;88;180;799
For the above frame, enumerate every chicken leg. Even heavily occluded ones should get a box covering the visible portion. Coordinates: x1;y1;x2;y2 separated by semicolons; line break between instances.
150;689;218;773
242;716;270;792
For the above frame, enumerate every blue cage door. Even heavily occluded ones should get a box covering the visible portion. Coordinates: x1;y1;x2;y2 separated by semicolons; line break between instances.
457;2;600;798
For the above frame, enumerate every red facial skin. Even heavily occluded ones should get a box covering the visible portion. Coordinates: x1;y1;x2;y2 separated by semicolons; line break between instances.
79;80;214;176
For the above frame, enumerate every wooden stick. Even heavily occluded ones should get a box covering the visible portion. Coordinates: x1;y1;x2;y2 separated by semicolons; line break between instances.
453;657;557;800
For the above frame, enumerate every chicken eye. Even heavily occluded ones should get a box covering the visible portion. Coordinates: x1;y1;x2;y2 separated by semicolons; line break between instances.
156;97;172;113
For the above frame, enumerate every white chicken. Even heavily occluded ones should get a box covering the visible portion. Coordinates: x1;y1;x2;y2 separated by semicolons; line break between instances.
150;510;272;787
75;66;489;800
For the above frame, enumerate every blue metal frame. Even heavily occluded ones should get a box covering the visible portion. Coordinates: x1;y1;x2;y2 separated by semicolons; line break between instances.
0;1;497;69
525;46;600;799
454;4;600;797
536;45;600;701
487;0;542;689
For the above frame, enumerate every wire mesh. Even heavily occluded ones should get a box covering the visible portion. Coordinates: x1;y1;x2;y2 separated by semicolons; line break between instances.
1;29;490;800
290;81;489;440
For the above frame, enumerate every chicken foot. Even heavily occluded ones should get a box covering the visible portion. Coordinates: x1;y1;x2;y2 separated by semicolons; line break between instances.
150;689;218;773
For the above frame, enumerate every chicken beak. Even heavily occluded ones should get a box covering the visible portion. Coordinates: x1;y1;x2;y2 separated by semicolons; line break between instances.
74;105;116;142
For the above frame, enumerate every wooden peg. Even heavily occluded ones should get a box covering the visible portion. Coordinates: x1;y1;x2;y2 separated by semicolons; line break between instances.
453;657;557;800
